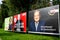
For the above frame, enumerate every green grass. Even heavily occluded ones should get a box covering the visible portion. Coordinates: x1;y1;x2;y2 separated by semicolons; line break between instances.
0;29;60;40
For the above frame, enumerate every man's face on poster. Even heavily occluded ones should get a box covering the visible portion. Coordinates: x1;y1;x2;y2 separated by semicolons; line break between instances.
34;11;40;22
9;17;13;24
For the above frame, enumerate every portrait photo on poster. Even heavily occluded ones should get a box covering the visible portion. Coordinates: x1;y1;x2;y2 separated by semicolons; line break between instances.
4;12;27;33
28;5;60;35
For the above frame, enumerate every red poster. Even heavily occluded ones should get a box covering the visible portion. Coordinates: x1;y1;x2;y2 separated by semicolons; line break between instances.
20;12;26;32
13;12;26;32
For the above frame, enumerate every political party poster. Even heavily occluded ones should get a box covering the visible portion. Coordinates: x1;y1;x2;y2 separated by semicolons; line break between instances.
28;5;59;35
13;12;26;32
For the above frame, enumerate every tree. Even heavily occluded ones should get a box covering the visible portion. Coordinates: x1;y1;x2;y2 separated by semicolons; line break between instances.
1;1;9;28
0;0;59;28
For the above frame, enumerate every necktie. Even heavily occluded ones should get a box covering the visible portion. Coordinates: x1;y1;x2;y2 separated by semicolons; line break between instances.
35;22;39;31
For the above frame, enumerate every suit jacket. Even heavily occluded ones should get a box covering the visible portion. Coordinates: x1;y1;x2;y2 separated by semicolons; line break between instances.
14;20;24;31
29;20;45;32
9;24;12;30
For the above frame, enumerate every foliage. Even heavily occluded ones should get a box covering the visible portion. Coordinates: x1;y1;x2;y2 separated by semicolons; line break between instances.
0;0;59;28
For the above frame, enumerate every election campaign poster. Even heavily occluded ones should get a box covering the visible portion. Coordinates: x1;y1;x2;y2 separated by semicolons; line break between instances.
28;5;59;35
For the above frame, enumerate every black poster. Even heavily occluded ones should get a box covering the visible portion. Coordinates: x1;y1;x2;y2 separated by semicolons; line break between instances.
28;5;59;35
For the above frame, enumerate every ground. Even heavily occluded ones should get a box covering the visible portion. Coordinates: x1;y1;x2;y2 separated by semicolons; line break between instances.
0;28;59;40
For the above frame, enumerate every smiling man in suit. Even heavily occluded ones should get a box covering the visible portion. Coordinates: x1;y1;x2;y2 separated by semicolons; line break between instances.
29;10;45;32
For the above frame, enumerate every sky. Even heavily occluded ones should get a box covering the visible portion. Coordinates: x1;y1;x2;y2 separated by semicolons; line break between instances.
0;0;3;4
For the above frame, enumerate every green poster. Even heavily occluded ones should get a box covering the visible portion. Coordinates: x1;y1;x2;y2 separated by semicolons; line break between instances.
4;17;10;31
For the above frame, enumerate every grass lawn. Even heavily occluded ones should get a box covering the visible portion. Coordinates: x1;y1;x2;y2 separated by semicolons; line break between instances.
0;28;59;40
